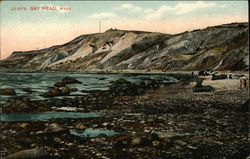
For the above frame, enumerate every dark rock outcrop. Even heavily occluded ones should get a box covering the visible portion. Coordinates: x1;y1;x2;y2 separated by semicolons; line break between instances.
109;79;145;96
42;86;71;97
193;79;215;92
109;79;138;96
212;74;227;80
62;77;82;84
44;123;68;134
2;97;48;113
22;88;34;93
0;88;16;95
54;82;65;87
42;88;61;97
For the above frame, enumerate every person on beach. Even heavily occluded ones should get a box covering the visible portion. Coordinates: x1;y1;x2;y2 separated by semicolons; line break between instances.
240;77;248;89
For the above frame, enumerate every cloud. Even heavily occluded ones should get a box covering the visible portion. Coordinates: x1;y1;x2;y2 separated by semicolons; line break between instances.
144;8;154;13
146;1;216;20
174;1;216;15
220;4;226;8
120;4;133;9
86;12;118;20
115;1;217;20
145;5;173;20
116;3;146;13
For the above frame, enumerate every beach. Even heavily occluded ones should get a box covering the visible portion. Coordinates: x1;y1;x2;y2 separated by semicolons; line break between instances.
1;72;249;159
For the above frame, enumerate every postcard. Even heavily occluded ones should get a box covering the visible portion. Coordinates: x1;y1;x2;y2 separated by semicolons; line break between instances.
0;1;249;159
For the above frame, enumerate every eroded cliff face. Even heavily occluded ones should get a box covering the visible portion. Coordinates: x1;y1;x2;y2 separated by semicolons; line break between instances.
0;23;248;71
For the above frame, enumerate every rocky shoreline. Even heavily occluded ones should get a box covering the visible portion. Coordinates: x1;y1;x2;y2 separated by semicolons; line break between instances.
1;74;249;159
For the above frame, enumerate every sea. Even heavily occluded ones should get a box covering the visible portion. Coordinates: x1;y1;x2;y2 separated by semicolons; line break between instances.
0;72;179;103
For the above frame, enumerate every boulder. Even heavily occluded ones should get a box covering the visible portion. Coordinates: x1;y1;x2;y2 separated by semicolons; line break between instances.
99;78;106;80
0;88;16;95
212;74;227;80
44;123;67;134
22;88;33;93
42;87;71;97
195;79;203;87
70;88;78;92
19;123;29;129
75;123;86;130
109;79;148;96
144;79;160;89
42;88;61;97
146;80;160;89
131;137;142;146
19;102;29;109
54;82;65;87
5;147;49;159
60;87;71;95
2;97;38;113
62;77;82;84
139;81;147;89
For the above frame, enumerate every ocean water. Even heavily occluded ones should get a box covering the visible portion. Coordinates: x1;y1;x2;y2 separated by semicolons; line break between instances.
0;72;178;103
70;128;119;138
0;111;101;122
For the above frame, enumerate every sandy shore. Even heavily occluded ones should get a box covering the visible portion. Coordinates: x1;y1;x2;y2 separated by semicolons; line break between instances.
1;68;248;76
192;77;242;91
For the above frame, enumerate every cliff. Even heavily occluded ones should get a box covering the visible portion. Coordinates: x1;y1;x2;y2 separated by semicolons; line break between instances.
0;23;248;71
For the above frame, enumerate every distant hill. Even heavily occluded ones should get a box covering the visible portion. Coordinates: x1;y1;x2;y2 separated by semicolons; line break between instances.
0;22;248;72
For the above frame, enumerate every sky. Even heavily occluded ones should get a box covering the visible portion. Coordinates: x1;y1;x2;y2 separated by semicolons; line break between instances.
0;1;248;59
